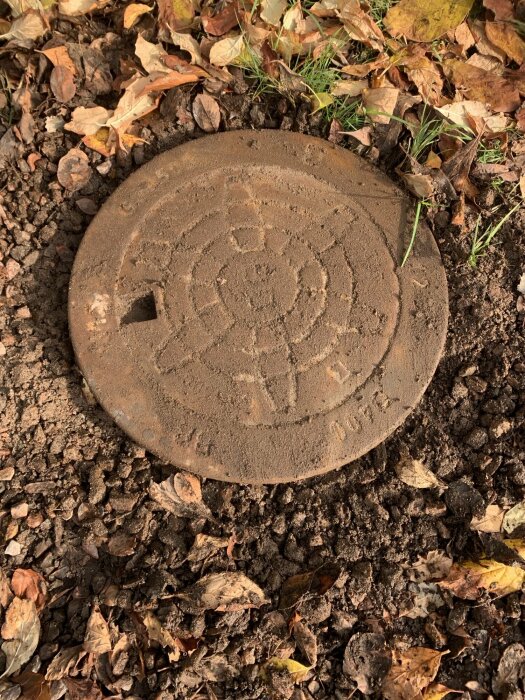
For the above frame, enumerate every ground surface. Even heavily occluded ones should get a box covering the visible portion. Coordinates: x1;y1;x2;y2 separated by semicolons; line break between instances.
1;2;525;700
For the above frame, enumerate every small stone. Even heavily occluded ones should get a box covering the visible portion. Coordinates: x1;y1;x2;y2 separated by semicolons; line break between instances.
465;427;489;449
15;305;31;319
0;342;6;357
27;512;44;528
76;197;98;215
5;521;19;539
11;502;29;519
5;258;21;279
309;533;323;547
96;160;113;176
0;466;15;480
445;481;484;518
5;540;21;556
489;417;512;439
458;364;478;377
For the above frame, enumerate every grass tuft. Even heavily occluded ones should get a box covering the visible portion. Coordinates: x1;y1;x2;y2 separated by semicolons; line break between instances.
468;204;520;267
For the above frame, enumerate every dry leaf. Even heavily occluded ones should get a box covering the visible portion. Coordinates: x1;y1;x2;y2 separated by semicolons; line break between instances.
279;562;340;610
292;620;317;666
0;570;13;609
105;75;159;134
395;456;444;490
1;597;40;676
83;607;111;654
135;35;169;73
149;472;212;519
169;30;204;64
401;173;435;199
260;0;286;26
186;533;229;562
40;45;76;75
485;22;525;65
518;272;525;295
445;59;521;113
141;70;199;94
363;87;399;124
493;643;525;696
63;678;104;700
343;633;392;693
123;2;151;29
331;79;367;97
202;1;239;35
176;571;267;611
502;502;525;535
11;569;47;612
142;611;183;660
471;504;506;533
45;645;87;680
384;0;474;42
423;683;461;700
158;0;194;30
209;34;245;66
58;0;111;15
400;52;443;106
437;100;508;132
264;657;311;682
401;582;446;618
440;558;525;599
339;0;384;50
0;10;46;41
192;93;221;131
50;65;76;102
382;647;445;700
65;106;112;136
57;148;91;191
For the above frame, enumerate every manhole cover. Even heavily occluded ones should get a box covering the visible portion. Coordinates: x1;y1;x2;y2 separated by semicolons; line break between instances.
69;130;448;484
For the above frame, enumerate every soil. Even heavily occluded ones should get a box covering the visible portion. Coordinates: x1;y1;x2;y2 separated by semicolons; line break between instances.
1;16;525;700
69;130;448;484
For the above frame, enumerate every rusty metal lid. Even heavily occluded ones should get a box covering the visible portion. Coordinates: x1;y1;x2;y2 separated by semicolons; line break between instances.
69;130;448;484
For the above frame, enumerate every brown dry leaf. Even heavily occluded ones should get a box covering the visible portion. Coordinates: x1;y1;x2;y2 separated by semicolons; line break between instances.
83;606;111;654
260;0;286;26
440;555;525;599
123;2;152;29
339;0;384;50
65;105;112;136
425;151;442;169
442;131;481;197
382;647;446;700
437;100;508;132
135;35;169;73
50;65;76;102
105;74;159;134
363;86;399;123
141;70;199;94
57;148;91;191
158;0;194;30
445;59;521;113
1;597;40;676
292;620;317;666
82;127;143;156
485;22;525;65
0;10;47;41
149;472;212;519
331;79;368;97
471;504;506;533
45;645;87;680
395;455;444;490
14;670;51;700
401;173;435;199
169;30;204;64
63;678;104;700
423;683;462;700
11;569;47;612
186;533;229;562
483;0;514;20
202;1;239;35
0;569;13;609
40;45;77;75
176;571;267;611
279;562;340;610
400;51;444;106
142;611;182;660
343;633;392;693
264;657;311;683
455;21;476;51
107;531;136;556
58;0;111;16
209;34;245;66
384;0;474;42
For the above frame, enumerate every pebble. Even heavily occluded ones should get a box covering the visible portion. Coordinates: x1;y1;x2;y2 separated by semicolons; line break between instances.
5;540;21;556
465;427;489;449
489;417;512;439
11;502;29;519
0;466;15;480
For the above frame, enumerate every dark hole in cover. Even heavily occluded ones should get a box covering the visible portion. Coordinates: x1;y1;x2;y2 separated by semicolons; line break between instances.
121;292;157;324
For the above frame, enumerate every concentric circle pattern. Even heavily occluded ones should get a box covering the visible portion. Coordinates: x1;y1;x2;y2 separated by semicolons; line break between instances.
69;131;448;483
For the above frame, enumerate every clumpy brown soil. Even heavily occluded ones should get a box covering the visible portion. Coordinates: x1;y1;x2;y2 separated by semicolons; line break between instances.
68;130;448;484
1;18;525;700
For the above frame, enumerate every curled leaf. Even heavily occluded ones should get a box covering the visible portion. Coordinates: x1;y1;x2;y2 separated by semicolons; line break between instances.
149;472;212;519
123;2;152;29
11;569;47;612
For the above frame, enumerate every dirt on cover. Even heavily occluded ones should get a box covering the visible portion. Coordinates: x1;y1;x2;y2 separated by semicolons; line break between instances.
68;129;448;484
1;17;525;700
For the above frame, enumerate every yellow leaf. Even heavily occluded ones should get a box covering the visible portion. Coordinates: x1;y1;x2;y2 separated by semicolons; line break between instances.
310;91;334;113
423;683;461;700
265;657;311;682
440;558;525;599
384;0;475;42
158;0;193;30
503;538;525;558
123;3;152;29
382;647;446;700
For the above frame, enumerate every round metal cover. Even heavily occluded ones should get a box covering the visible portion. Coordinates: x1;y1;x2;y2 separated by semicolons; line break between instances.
69;130;448;484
